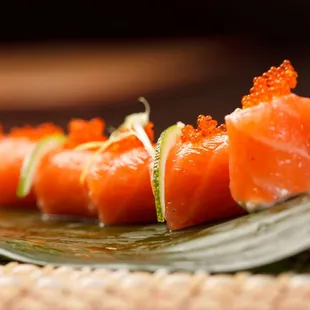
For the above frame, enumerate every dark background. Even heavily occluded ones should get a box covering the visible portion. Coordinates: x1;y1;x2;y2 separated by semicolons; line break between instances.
0;2;308;41
0;3;309;135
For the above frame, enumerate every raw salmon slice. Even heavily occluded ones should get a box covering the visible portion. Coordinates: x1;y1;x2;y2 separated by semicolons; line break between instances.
225;60;310;211
164;115;245;230
35;149;97;218
87;147;156;225
0;123;63;208
0;137;38;208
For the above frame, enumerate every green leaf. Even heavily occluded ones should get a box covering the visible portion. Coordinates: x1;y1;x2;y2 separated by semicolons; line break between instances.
0;194;310;273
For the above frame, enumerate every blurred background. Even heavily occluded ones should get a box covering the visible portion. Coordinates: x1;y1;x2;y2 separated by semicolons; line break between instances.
0;2;309;135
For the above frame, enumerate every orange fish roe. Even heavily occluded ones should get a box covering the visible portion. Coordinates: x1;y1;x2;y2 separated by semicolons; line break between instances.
242;60;298;109
8;123;64;141
181;115;226;144
108;122;155;153
65;118;107;149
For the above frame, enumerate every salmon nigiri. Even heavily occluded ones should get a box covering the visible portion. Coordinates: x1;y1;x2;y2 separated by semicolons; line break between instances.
225;60;310;211
0;123;63;208
153;115;245;231
34;118;107;218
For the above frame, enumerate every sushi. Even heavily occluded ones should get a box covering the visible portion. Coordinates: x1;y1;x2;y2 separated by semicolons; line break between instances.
33;118;107;218
152;115;245;231
0;123;63;208
85;122;157;225
17;98;157;224
225;60;310;211
10;60;310;230
77;98;157;225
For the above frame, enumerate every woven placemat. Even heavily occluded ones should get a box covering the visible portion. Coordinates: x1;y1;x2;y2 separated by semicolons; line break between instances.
0;263;309;309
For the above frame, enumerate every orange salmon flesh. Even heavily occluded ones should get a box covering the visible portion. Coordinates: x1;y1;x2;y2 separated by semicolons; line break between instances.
34;148;97;218
225;93;310;210
86;146;157;225
165;133;245;230
0;137;37;208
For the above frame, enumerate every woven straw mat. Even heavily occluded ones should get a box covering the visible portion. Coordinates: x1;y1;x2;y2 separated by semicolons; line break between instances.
0;263;309;309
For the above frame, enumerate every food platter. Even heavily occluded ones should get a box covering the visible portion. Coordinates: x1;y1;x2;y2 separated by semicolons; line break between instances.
1;194;310;273
0;60;310;276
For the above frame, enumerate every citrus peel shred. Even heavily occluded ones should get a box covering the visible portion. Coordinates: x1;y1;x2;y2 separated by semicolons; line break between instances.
75;97;155;184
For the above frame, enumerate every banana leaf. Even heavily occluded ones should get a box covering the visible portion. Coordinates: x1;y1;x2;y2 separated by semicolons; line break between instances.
0;194;310;273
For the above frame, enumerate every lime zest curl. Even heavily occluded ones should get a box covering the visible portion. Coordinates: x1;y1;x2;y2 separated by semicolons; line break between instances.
75;97;155;185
